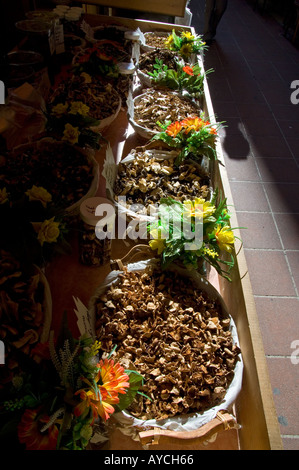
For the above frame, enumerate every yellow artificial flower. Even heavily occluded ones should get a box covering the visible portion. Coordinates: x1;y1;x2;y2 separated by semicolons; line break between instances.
62;123;80;145
183;198;216;220
181;31;195;41
149;238;166;255
25;185;52;208
80;72;92;83
0;187;8;204
180;43;193;57
203;247;218;258
149;227;167;254
215;225;235;253
164;34;174;48
32;217;60;246
51;103;68;116
69;101;90;116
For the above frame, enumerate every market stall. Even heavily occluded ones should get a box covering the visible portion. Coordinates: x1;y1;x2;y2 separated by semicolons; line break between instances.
0;7;283;450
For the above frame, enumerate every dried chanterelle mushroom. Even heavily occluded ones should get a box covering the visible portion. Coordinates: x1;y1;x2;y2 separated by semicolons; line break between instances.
94;266;241;420
113;151;211;214
133;88;201;133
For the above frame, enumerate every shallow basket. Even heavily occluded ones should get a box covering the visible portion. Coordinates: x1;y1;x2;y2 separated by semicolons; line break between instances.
89;255;243;447
10;137;99;216
127;89;201;141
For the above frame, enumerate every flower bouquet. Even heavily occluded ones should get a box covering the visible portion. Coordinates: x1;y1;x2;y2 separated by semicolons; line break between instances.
0;316;143;450
148;190;240;281
152;114;223;166
146;61;213;100
0;184;71;267
165;29;208;61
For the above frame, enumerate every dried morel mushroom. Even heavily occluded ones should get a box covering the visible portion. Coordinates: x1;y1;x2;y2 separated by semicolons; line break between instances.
94;266;241;420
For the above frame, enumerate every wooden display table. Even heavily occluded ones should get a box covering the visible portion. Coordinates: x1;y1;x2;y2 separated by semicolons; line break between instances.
44;13;283;450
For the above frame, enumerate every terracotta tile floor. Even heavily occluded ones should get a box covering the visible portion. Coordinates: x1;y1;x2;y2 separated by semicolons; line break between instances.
190;0;299;450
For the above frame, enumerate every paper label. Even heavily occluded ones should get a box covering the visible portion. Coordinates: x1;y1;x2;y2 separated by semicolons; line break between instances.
54;24;65;54
73;296;95;338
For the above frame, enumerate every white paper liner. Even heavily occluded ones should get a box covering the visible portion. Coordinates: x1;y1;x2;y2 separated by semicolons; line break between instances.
88;259;243;439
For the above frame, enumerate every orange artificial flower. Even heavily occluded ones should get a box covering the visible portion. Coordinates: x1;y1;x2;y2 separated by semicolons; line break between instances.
166;121;182;137
98;359;130;396
74;387;117;423
74;359;130;423
182;65;194;76
17;407;59;450
181;116;203;133
210;127;217;135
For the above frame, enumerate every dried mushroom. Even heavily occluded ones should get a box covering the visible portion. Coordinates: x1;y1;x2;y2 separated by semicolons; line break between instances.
0;250;47;386
144;32;169;49
48;74;121;122
0;140;95;210
133;89;201;132
113;150;210;214
94;266;241;420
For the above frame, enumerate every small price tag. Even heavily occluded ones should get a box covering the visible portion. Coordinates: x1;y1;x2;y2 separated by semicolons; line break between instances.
54;23;65;54
48;29;55;56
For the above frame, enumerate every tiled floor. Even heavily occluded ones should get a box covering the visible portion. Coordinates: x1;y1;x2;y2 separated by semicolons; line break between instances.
189;0;299;450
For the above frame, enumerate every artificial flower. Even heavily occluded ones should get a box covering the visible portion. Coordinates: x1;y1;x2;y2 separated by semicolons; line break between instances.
74;359;130;423
98;359;130;396
181;116;204;133
183;198;216;220
164;34;174;48
51;103;68;116
215;225;235;252
182;65;194;76
25;185;52;208
179;43;193;58
32;217;60;246
0;187;8;204
62;123;80;145
69;101;90;116
17;407;59;450
181;31;195;41
203;247;218;258
166;121;182;137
